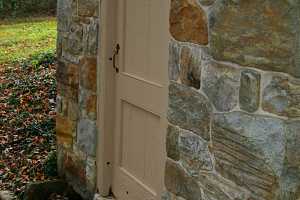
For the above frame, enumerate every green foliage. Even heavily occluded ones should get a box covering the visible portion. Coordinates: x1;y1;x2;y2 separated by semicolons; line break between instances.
44;151;58;177
0;0;56;19
21;50;56;70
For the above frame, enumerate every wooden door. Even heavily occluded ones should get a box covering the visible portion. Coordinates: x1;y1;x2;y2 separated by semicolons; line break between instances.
112;0;169;199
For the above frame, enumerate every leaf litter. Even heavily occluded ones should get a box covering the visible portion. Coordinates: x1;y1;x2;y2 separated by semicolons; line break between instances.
0;52;57;199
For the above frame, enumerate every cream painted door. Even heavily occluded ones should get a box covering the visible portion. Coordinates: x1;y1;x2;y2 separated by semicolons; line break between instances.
112;0;169;200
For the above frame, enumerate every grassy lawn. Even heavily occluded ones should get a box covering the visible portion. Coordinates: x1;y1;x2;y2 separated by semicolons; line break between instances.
0;17;57;65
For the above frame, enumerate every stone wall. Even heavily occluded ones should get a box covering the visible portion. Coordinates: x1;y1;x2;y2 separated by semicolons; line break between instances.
56;0;99;199
165;0;300;200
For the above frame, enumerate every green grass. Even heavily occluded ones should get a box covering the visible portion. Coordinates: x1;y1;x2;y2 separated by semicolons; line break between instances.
0;17;57;65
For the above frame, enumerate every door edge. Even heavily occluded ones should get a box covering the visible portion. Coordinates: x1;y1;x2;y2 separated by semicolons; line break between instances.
96;0;118;196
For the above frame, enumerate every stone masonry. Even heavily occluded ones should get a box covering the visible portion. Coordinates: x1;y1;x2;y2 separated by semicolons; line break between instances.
55;0;300;199
165;0;300;200
56;0;99;199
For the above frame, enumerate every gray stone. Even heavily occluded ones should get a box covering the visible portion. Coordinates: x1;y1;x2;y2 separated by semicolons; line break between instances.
212;112;285;199
285;120;300;168
179;129;213;175
86;157;97;190
199;172;250;200
169;40;181;81
77;119;97;156
57;0;76;32
239;69;261;113
168;82;212;140
278;167;300;200
209;0;300;77
262;75;300;118
83;19;99;56
202;61;240;112
165;159;202;200
167;124;180;161
180;46;202;89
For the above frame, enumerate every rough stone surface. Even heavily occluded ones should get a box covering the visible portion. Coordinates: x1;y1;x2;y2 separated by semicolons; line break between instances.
285;121;300;168
80;57;97;92
212;112;286;199
239;69;261;112
165;159;202;200
56;114;76;147
56;0;99;198
169;40;181;81
167;124;180;161
199;172;250;200
168;82;212;140
77;119;97;157
202;61;240;112
78;0;99;17
262;74;300;118
170;0;208;45
180;46;202;89
178;129;213;175
209;0;300;77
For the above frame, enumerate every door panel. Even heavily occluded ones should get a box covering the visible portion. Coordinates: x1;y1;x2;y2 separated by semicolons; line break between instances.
112;0;169;199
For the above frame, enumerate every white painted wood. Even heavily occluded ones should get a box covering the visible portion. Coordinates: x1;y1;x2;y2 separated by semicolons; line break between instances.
111;0;170;199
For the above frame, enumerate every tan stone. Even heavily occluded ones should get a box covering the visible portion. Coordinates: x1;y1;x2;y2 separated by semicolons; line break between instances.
209;0;300;77
170;0;208;45
56;60;79;88
86;93;97;115
80;57;97;92
57;82;78;102
56;114;76;146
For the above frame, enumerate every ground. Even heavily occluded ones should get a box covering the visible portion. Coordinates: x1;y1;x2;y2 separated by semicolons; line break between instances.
0;17;58;199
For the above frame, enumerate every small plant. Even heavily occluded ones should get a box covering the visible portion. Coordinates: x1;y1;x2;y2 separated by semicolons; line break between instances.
44;151;58;177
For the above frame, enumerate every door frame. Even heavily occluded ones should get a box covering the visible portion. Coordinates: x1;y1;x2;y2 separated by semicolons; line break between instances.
96;0;117;196
97;0;170;197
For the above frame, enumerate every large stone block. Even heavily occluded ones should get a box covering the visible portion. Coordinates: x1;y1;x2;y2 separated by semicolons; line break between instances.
169;40;181;81
168;82;212;140
239;69;261;113
63;22;84;57
179;129;213;175
202;61;240;112
77;119;97;156
57;82;79;102
83;19;99;56
80;57;97;92
285;121;300;168
209;0;300;77
56;114;76;146
199;172;250;200
170;0;208;45
179;46;202;89
167;124;180;161
56;60;79;88
212;112;287;199
262;74;300;118
79;89;97;120
57;0;76;32
165;159;202;200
